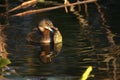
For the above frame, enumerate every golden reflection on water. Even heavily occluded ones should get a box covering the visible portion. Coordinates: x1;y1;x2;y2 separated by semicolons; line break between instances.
0;25;7;58
0;26;11;78
95;2;106;27
70;2;120;80
0;25;17;79
72;11;88;28
0;0;13;77
86;2;107;28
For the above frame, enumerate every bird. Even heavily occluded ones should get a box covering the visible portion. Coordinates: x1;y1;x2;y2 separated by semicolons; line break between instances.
26;19;62;44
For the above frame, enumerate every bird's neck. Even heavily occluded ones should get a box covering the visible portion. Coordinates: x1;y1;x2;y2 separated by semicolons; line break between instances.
41;29;54;43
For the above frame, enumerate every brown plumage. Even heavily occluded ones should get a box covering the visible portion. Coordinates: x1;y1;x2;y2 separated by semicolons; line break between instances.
26;19;62;44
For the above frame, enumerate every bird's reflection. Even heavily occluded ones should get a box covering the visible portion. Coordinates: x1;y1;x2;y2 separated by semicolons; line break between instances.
26;41;62;64
26;19;63;63
40;42;62;63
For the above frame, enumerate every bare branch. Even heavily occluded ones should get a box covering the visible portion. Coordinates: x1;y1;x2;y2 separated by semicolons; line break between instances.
11;0;97;17
8;0;37;13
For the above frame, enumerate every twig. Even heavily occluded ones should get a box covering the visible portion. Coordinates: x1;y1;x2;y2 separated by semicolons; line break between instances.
64;0;70;13
8;0;63;13
11;0;97;17
77;0;81;12
8;0;37;13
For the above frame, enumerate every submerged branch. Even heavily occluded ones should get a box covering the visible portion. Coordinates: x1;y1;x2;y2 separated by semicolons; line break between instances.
11;0;97;17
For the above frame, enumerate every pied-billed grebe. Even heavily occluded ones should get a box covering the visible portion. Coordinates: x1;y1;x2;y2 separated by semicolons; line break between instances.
26;19;62;44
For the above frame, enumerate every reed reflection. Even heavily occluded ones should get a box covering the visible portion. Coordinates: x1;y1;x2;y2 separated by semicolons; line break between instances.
70;2;120;79
103;54;119;80
0;0;17;78
95;2;106;27
72;10;88;28
0;25;17;79
95;3;120;79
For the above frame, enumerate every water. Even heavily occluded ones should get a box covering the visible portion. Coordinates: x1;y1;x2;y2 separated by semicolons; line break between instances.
2;1;120;80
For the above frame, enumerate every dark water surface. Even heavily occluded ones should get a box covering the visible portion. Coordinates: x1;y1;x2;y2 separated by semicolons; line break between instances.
4;1;120;80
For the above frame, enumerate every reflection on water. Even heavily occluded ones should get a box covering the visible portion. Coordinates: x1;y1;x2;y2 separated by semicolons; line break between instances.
95;2;106;26
3;1;120;80
39;43;62;63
